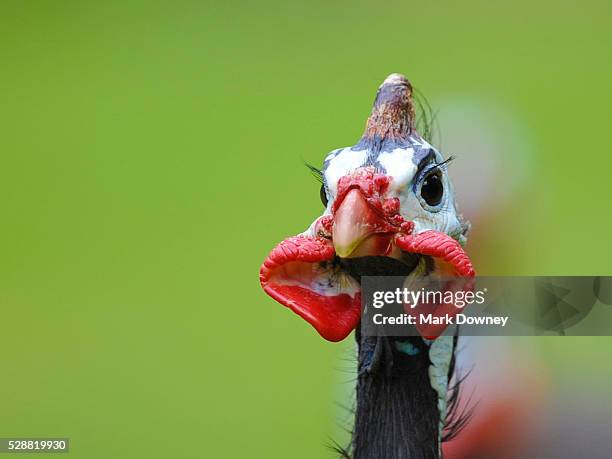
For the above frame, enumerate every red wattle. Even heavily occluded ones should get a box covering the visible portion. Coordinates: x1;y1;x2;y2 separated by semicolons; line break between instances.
395;230;475;277
396;230;475;338
260;235;361;342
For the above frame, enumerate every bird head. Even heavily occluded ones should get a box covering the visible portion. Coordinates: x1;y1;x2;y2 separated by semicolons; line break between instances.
260;74;475;342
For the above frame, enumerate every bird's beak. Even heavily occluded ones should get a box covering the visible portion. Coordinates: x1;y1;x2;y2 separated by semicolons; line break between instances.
332;188;393;258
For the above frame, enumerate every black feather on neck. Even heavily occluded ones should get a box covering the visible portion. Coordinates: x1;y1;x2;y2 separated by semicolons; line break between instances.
352;331;440;459
332;257;469;459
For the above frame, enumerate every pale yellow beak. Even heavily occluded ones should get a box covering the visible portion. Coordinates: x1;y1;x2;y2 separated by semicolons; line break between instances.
332;189;393;258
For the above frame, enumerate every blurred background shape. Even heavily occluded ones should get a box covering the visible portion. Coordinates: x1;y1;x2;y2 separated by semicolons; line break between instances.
0;0;611;457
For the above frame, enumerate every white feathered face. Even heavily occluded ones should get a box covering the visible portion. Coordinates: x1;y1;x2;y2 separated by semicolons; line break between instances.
260;74;474;342
321;137;467;245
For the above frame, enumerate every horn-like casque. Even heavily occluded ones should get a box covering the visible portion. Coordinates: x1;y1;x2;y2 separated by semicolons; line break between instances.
362;73;415;143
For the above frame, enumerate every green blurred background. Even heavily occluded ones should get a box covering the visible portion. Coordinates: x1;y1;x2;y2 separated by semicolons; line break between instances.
1;1;611;457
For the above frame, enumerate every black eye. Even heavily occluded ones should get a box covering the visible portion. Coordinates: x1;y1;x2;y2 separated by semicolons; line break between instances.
420;171;444;207
320;184;328;207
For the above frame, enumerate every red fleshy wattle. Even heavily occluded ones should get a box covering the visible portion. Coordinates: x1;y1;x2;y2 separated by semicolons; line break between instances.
395;230;475;277
396;230;475;338
260;235;361;342
403;278;476;339
260;231;475;342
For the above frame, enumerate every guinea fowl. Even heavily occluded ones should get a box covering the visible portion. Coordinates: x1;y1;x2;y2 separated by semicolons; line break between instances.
260;73;475;459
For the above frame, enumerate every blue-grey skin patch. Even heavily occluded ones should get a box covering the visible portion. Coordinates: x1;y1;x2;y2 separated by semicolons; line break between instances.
412;144;435;166
395;340;420;356
412;149;442;193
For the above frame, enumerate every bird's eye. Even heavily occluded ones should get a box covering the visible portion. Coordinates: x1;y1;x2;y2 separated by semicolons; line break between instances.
320;184;328;207
420;170;444;207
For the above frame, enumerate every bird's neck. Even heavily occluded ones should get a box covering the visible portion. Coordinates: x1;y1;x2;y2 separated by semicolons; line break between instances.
352;332;441;459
